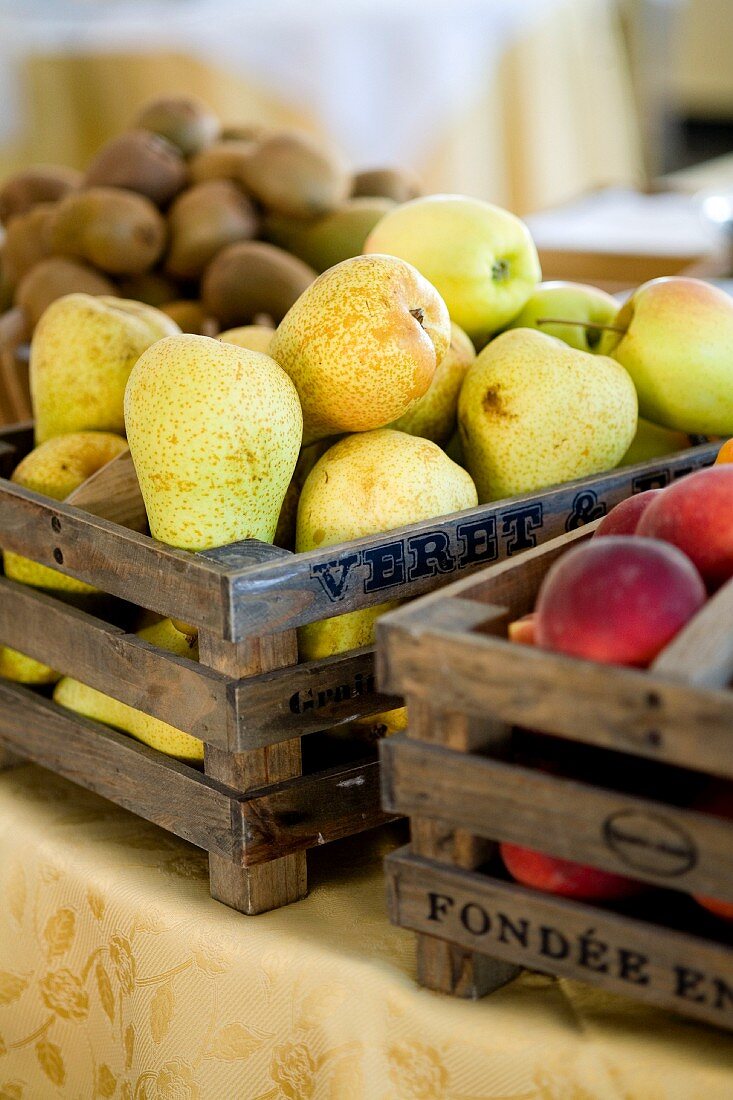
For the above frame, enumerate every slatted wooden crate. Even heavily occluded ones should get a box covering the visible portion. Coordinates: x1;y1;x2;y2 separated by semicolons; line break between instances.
0;421;720;917
379;521;733;1029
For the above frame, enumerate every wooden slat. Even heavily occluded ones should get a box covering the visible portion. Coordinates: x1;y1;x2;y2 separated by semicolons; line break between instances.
0;575;230;745
651;575;733;689
398;700;519;998
386;849;733;1031
238;759;395;864
0;680;238;860
382;736;733;901
0;479;229;632
198;541;307;914
66;449;148;533
377;617;733;778
231;645;398;749
220;443;718;639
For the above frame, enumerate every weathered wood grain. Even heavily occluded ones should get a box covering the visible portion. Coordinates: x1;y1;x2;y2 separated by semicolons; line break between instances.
382;735;733;902
0;680;238;859
66;449;148;533
220;444;717;640
0;479;229;631
378;608;733;778
231;645;398;749
238;759;395;864
200;594;308;913
0;575;230;744
386;848;733;1031
397;700;519;997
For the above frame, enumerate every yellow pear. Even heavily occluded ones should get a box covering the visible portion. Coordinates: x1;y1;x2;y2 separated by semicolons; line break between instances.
296;429;477;662
4;431;130;599
125;334;302;550
274;440;330;551
269;254;450;444
54;618;204;761
218;324;274;354
31;293;180;442
0;646;60;686
458;329;637;503
619;418;692;467
388;322;475;445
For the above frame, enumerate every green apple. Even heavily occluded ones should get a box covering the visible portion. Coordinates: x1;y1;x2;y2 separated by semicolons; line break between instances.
506;280;618;353
363;194;541;346
609;277;733;434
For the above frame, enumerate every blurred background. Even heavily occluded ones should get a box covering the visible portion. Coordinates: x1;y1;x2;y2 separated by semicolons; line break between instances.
0;0;730;211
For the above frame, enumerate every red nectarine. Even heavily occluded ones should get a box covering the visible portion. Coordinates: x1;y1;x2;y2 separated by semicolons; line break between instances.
593;489;662;537
636;465;733;590
500;842;642;900
535;536;706;667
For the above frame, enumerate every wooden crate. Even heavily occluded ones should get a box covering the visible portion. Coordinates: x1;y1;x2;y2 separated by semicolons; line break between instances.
378;520;733;1029
0;423;720;917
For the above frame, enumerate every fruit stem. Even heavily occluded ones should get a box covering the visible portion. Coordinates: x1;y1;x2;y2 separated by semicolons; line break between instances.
535;317;627;334
409;307;425;327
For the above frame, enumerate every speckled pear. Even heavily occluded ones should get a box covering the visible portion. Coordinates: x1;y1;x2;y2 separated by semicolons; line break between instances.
269;254;451;444
124;334;302;550
388;322;475;445
54;618;204;761
3;431;130;598
296;429;477;661
458;329;637;503
30;293;180;442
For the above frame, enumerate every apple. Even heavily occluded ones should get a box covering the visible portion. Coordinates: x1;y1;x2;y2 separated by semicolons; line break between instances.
593;489;663;537
505;280;618;353
363;194;540;346
636;465;733;590
500;842;642;900
535;536;707;667
608;277;733;434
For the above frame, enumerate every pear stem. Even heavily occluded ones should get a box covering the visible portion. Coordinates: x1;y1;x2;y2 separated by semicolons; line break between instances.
535;317;627;334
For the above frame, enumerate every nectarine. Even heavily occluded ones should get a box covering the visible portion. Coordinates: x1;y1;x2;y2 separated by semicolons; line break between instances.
593;489;662;537
636;465;733;590
500;842;642;900
535;537;706;667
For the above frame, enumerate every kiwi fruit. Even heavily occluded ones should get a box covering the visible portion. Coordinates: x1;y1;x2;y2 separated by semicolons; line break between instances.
3;203;57;285
188;140;257;185
84;130;187;206
0;249;14;312
51;187;166;276
265;197;394;273
202;240;316;327
220;123;271;143
351;167;422;204
134;97;220;158
160;300;218;336
237;131;350;218
14;257;114;327
0;165;81;224
116;271;180;307
165;180;258;280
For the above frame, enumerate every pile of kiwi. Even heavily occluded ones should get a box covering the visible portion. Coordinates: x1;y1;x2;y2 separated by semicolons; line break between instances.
0;96;422;344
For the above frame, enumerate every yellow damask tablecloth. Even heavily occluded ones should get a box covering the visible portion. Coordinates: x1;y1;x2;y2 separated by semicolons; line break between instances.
1;765;732;1100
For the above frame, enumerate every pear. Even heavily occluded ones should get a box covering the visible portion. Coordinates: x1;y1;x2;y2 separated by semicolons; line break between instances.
54;618;204;762
458;329;637;503
273;440;330;551
505;280;618;354
4;430;130;596
609;277;733;434
218;324;274;355
270;254;451;444
619;418;692;467
124;334;302;550
30;294;180;442
388;322;475;445
1;431;129;682
296;429;477;662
